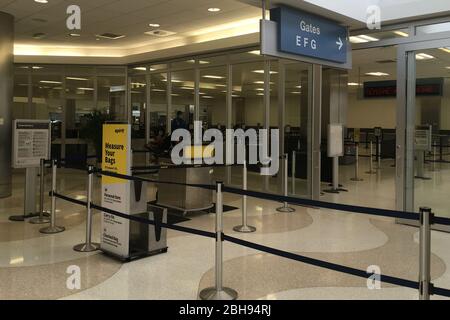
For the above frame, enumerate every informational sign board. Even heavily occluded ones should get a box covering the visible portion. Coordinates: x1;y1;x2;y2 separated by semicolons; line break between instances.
415;126;432;151
364;78;444;98
101;124;132;258
374;127;383;139
12;120;51;169
328;124;344;157
270;6;348;64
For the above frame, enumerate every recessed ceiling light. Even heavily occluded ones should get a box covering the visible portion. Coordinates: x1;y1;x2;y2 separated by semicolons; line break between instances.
252;70;278;74
365;72;389;76
203;75;224;79
40;80;62;84
208;8;221;12
66;77;88;81
393;31;409;37
148;23;160;28
34;0;48;3
416;53;435;60
349;35;379;43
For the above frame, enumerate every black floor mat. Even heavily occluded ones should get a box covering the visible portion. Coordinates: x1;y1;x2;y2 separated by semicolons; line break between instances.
166;213;190;224
203;204;239;214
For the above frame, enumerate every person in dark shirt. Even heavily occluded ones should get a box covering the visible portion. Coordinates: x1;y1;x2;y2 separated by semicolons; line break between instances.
171;111;187;133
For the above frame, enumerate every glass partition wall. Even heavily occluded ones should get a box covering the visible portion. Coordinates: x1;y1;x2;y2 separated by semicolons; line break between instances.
13;47;312;198
13;65;126;161
127;48;312;198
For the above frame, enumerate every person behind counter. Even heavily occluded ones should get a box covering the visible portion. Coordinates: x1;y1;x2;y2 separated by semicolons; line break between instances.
171;110;187;133
145;129;169;162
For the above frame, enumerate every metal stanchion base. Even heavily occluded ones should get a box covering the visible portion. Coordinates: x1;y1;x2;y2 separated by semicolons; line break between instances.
276;205;296;213
233;225;256;233
73;243;100;252
323;189;340;194
199;287;238;300
9;212;50;222
39;226;65;234
29;211;51;224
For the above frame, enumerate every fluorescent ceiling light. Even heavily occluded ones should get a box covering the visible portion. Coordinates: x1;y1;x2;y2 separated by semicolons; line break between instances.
131;82;146;87
252;70;278;74
66;77;88;81
148;23;160;28
291;91;301;94
393;31;409;37
180;86;194;90
348;82;360;86
34;0;48;3
152;89;165;92
248;50;261;55
202;75;224;79
40;80;62;84
349;35;379;43
365;72;389;76
69;33;81;37
295;85;302;88
439;47;450;53
78;87;94;91
253;81;274;85
32;66;43;69
208;8;221;12
202;96;214;99
416;53;435;60
256;93;264;96
187;59;210;64
133;67;147;71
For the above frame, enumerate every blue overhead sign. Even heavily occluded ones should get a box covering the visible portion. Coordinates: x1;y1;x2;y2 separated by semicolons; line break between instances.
270;6;348;64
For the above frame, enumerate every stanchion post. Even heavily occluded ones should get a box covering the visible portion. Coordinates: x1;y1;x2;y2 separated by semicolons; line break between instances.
366;141;376;174
351;142;363;181
74;165;99;252
40;160;65;234
29;159;50;224
419;207;433;300
432;144;437;172
377;139;382;169
277;155;295;212
233;162;256;233
200;182;238;300
291;150;296;194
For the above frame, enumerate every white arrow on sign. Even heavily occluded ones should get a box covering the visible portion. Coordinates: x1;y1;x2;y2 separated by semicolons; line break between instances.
336;37;343;50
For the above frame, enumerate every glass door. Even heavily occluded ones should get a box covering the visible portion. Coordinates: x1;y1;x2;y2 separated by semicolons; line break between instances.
398;37;450;231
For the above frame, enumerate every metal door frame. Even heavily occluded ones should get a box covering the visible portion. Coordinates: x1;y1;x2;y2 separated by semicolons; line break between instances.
397;37;450;232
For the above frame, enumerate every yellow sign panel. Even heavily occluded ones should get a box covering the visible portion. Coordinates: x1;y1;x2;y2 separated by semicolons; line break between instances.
183;145;215;160
102;124;130;184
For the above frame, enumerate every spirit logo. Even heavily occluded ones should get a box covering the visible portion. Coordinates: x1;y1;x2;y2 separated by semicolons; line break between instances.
171;121;279;176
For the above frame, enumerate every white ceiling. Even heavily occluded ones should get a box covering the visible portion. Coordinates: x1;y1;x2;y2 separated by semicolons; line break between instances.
0;0;261;54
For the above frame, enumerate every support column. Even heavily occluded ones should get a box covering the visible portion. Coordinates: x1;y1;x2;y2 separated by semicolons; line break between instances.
0;12;14;198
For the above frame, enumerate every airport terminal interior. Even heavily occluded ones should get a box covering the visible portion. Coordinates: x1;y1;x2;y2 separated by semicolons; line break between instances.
2;0;450;301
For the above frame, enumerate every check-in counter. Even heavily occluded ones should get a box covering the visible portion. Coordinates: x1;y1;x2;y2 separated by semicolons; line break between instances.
157;145;214;215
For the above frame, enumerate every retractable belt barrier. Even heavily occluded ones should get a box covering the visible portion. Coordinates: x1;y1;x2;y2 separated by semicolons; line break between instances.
46;161;450;299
